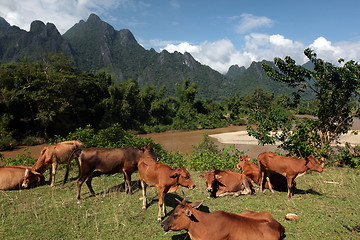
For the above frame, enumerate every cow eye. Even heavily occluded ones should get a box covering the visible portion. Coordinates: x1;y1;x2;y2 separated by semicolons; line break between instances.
184;176;189;179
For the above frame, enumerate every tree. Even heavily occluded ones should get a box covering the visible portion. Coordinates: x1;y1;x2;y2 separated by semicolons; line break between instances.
250;49;360;159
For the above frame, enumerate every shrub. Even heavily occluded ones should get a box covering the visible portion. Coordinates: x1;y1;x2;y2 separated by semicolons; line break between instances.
188;134;243;171
331;146;360;169
0;135;17;151
4;151;36;166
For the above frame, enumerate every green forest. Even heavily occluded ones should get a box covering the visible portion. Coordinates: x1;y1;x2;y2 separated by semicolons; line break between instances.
1;49;359;168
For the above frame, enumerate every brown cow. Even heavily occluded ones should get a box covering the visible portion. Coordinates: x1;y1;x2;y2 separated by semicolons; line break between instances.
138;154;195;222
258;152;323;200
162;199;285;240
0;166;43;190
26;140;84;187
201;170;254;198
76;146;156;201
237;155;295;191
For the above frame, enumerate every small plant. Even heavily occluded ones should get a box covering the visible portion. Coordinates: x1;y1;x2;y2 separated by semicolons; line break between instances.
4;151;36;166
188;134;243;171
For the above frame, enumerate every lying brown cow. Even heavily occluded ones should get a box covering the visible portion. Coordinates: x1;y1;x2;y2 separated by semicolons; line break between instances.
76;146;155;201
201;170;253;198
237;155;295;191
258;152;323;200
162;199;285;240
138;153;195;221
0;166;43;190
25;140;84;187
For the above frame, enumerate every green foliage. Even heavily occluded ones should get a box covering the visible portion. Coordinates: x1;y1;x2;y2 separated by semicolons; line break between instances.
0;135;17;151
331;146;360;169
188;134;242;171
3;151;36;166
257;49;360;158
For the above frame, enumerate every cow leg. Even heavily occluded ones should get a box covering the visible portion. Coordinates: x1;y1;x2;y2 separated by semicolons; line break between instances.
50;162;58;187
63;162;71;185
286;176;294;200
141;180;147;210
123;171;132;194
259;169;265;192
157;189;165;222
85;173;95;197
266;176;274;193
77;174;88;201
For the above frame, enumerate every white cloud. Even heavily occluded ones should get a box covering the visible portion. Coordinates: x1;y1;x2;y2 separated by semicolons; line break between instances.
0;0;124;33
235;13;274;34
161;34;360;74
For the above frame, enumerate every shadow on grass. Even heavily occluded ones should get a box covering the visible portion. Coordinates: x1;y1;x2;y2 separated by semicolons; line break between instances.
293;187;322;196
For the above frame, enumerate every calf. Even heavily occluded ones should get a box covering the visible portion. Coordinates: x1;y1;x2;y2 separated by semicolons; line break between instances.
258;152;323;200
138;154;195;221
0;166;43;190
162;199;285;240
237;155;295;191
25;140;84;187
76;146;154;201
201;170;253;198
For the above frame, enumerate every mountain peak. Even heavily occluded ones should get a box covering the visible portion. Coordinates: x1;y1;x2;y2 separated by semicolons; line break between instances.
0;17;10;29
30;20;46;33
87;13;102;23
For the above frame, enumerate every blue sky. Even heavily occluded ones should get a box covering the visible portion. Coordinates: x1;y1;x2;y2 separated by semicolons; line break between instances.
1;0;359;73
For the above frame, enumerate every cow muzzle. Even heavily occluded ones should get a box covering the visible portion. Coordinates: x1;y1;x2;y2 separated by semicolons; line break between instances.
207;188;213;192
21;183;28;188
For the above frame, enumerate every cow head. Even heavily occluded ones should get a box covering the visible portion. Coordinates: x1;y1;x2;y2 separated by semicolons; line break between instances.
22;168;44;188
305;156;323;172
200;171;225;197
162;199;203;232
170;168;195;189
236;155;251;170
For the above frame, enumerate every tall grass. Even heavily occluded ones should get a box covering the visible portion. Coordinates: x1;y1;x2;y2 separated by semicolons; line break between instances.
0;168;359;239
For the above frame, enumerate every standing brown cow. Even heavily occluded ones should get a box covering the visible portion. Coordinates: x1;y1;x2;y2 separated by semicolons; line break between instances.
0;166;43;190
24;140;84;187
201;170;253;197
258;152;323;200
76;146;156;201
162;198;285;240
237;155;295;191
138;153;195;221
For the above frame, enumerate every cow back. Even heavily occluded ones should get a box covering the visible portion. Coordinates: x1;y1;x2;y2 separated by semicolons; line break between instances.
79;147;140;174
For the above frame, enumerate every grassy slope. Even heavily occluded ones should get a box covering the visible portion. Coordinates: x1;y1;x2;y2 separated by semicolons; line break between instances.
1;168;359;240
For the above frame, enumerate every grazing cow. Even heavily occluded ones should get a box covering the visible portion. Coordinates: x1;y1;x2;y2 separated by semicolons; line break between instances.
138;154;195;221
201;170;253;198
162;198;285;240
258;152;323;200
237;155;295;191
0;166;43;190
25;140;84;187
76;146;155;201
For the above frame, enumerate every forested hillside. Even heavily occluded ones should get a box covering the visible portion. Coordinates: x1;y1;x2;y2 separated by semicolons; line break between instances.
0;14;303;100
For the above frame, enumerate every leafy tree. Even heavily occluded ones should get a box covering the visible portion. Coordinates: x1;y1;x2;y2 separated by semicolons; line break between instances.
250;49;360;158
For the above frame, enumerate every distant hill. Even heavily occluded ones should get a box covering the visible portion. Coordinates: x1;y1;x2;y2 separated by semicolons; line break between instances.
0;14;311;100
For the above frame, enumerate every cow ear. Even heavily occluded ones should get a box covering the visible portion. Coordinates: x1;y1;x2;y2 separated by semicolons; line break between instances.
185;209;192;217
170;173;179;178
190;201;203;209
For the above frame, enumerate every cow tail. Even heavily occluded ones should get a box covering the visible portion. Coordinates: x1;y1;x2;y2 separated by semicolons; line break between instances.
63;148;83;185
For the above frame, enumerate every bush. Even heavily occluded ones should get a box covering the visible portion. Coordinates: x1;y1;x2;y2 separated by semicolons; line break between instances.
188;134;243;171
0;135;17;151
4;151;36;166
331;146;360;169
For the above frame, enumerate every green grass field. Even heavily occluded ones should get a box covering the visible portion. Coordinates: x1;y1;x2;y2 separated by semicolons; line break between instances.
1;167;359;240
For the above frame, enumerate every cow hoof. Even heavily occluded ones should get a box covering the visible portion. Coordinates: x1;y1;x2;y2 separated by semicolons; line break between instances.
157;217;162;222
